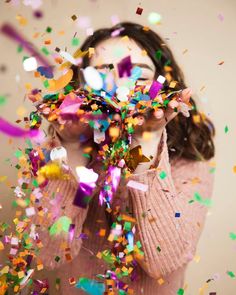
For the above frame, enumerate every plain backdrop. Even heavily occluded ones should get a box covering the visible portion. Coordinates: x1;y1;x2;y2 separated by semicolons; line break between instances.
0;0;236;294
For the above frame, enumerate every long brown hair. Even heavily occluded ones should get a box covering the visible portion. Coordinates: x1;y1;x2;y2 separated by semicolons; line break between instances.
68;21;215;162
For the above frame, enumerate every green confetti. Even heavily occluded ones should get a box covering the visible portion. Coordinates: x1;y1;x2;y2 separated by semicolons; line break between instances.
194;192;212;207
164;59;171;66
159;171;167;179
209;167;216;173
41;47;50;56
46;26;52;33
82;153;91;159
118;290;127;295
155;49;162;60
0;95;7;106
14;150;23;158
229;232;236;240
156;246;161;252
25;139;33;149
136;240;142;248
225;125;229;133
124;222;131;231
43;80;50;88
32;179;39;187
55;256;60;262
227;271;235;278
177;288;185;295
49;216;72;236
72;37;80;46
17;45;23;53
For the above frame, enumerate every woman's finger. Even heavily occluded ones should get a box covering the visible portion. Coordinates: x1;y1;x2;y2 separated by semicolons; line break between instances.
180;87;192;103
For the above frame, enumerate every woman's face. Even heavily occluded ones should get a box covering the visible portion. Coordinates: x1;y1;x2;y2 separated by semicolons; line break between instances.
89;37;156;86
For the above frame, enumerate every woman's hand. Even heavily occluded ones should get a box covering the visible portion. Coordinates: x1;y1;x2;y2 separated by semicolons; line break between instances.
49;119;93;144
133;87;192;135
130;87;192;173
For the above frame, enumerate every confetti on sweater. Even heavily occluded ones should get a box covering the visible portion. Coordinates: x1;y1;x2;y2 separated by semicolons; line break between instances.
177;288;185;295
127;180;148;192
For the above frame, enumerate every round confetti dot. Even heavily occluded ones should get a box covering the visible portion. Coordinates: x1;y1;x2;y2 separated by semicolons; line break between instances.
33;10;43;18
83;66;103;90
23;57;38;71
50;146;67;162
148;12;162;24
116;86;130;102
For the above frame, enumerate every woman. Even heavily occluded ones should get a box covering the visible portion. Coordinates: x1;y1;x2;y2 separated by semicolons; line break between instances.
32;22;215;295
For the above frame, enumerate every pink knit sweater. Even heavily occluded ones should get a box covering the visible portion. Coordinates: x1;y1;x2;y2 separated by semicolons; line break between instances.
32;127;215;295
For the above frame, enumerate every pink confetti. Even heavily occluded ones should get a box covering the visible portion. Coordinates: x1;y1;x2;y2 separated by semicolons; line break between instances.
218;13;224;21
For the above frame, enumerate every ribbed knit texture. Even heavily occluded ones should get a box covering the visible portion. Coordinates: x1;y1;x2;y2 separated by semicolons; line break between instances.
31;127;215;295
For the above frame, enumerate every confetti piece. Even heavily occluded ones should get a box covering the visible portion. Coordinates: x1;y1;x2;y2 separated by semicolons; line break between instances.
193;192;212;207
75;277;105;295
229;232;236;240
72;37;80;46
127;180;148;192
155;49;162;60
175;212;181;218
156;246;161;252
177;288;185;295
157;278;164;285
83;66;103;90
159;170;167;179
148;12;162;24
49;216;72;236
218;61;224;65
136;7;143;15
86;27;94;36
71;15;77;21
233;166;236;173
227;271;235;278
23;57;38;71
224;125;229;133
0;95;7;106
117;55;132;78
218;13;224;21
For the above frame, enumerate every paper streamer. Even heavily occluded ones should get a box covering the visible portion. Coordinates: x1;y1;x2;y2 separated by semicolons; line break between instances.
1;23;52;69
0;117;39;138
47;69;73;92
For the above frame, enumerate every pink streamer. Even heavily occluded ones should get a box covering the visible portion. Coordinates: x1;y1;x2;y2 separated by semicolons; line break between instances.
0;117;39;137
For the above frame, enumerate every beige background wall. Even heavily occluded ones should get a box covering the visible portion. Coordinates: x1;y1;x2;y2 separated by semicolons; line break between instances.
0;0;236;294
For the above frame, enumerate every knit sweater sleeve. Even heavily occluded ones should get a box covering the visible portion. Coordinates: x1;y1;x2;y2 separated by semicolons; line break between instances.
128;127;215;279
